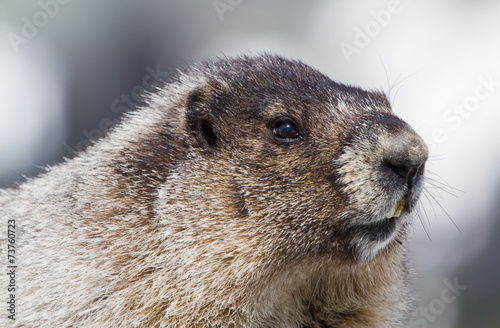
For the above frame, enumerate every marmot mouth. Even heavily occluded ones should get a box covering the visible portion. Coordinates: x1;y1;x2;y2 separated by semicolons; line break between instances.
357;198;406;241
385;198;405;219
364;217;398;240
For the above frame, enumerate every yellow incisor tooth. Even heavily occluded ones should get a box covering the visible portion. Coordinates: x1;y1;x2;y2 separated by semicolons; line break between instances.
387;198;406;218
393;198;405;218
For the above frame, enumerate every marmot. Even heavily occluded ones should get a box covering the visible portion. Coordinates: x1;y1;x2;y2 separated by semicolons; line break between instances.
1;55;428;327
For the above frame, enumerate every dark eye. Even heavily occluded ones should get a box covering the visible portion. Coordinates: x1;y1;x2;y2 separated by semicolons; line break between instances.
271;118;303;142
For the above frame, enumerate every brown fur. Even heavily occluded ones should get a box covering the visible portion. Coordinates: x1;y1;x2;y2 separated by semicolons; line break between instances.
0;54;427;327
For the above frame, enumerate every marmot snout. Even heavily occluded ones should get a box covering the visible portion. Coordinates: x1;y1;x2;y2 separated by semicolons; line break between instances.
337;112;428;258
1;55;428;327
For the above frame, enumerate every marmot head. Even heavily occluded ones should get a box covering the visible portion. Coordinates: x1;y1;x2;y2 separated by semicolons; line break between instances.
146;55;428;263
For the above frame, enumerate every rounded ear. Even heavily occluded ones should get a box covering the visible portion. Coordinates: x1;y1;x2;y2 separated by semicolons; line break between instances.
186;82;221;150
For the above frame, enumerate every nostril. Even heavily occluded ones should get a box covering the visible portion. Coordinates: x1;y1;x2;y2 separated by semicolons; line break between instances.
397;164;414;180
406;166;420;188
384;160;403;178
383;159;423;187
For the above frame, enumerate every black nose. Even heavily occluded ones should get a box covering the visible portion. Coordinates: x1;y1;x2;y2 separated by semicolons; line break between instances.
351;112;429;189
384;157;422;188
383;138;428;188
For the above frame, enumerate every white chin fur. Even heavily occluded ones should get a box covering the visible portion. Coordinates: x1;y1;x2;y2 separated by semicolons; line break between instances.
353;216;406;260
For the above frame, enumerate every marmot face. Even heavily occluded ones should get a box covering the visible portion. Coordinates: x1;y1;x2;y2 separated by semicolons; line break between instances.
161;56;428;262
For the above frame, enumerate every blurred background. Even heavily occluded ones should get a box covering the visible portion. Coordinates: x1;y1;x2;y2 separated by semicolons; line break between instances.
1;0;499;326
